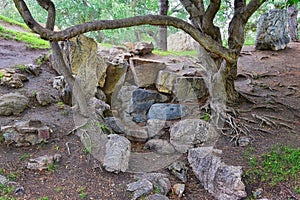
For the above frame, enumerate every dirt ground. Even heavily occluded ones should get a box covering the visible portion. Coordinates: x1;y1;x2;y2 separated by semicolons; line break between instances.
0;25;299;199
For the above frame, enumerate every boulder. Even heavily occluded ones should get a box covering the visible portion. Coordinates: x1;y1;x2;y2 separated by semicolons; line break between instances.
170;119;218;153
36;91;54;106
188;147;247;200
105;117;126;134
0;68;28;88
127;179;153;200
131;42;154;55
129;58;166;88
155;70;178;94
101;62;127;103
167;31;197;51
173;77;208;102
145;139;176;155
1;120;51;146
146;194;169;200
146;119;168;139
147;103;189;121
255;9;290;51
27;154;61;170
168;161;188;183
0;93;29;116
103;134;131;173
61;35;107;100
125;126;149;142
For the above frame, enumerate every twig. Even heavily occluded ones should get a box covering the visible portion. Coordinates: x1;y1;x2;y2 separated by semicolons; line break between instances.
65;142;71;156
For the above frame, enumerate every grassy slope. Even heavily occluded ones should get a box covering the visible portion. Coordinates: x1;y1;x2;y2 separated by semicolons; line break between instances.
0;15;50;49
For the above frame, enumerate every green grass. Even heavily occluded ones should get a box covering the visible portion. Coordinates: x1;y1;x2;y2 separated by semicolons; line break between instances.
153;49;198;56
0;24;49;49
0;183;16;200
0;15;29;30
244;145;300;194
19;153;30;161
0;71;3;80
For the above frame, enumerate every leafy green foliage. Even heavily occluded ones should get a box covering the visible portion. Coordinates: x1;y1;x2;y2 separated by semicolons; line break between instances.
0;71;3;80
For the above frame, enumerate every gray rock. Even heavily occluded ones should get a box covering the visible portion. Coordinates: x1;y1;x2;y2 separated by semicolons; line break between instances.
188;147;247;200
88;97;110;117
105;117;126;134
255;9;290;51
0;174;8;185
52;76;65;90
61;35;107;100
147;104;188;121
132;42;154;55
95;88;107;102
145;139;176;155
134;173;171;195
0;68;28;88
173;77;208;102
125;126;149;142
156;70;178;94
127;179;153;200
146;194;169;200
168;31;197;51
102;62;127;103
238;136;251;147
173;183;185;198
27;154;61;170
146;119;167;139
27;64;41;76
168;161;188;183
36;91;54;106
103;134;131;173
130;88;168;123
1;120;51;147
0;93;29;116
129;58;166;88
170;119;219;153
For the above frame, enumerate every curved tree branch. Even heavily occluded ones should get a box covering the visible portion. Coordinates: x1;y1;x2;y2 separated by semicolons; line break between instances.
13;0;236;63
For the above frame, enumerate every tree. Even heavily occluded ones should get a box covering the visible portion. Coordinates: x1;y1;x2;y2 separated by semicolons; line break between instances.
12;0;268;122
158;0;169;50
287;4;299;41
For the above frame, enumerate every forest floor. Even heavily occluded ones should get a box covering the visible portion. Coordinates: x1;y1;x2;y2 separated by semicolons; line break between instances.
0;20;299;200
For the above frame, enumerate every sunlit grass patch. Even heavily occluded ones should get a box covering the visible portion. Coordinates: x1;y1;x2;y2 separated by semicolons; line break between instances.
0;24;49;49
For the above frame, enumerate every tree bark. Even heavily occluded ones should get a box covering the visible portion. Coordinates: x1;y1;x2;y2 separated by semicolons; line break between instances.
287;4;299;42
28;0;89;116
158;0;169;51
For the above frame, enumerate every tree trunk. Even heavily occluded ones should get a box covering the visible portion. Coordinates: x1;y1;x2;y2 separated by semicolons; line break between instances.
158;0;168;51
287;4;299;42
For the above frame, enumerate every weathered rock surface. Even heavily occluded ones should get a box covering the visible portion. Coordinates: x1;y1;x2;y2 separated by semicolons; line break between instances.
129;58;166;88
129;42;154;55
125;126;148;142
255;9;290;51
0;93;29;116
168;161;188;183
145;139;176;155
130;88;168;123
155;70;178;94
105;117;126;134
1;120;51;146
167;31;197;51
146;119;168;139
173;77;208;102
188;147;247;200
27;154;61;170
103;134;131;173
61;35;107;99
170;119;218;153
127;179;153;200
36;91;54;106
101;62;127;103
147;103;188;121
146;194;169;200
0;68;28;88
